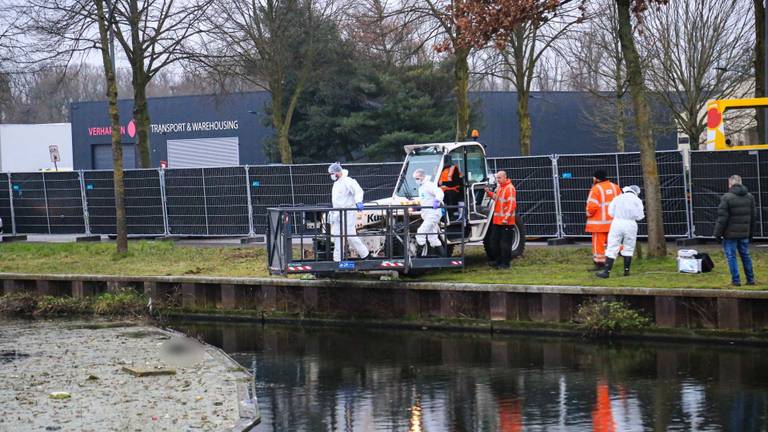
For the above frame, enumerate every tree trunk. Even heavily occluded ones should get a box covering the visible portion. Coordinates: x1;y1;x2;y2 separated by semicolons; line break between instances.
270;88;293;164
755;0;766;142
517;92;532;155
96;0;127;254
615;95;625;152
685;121;703;151
277;127;292;164
615;0;666;257
133;76;152;168
454;47;470;141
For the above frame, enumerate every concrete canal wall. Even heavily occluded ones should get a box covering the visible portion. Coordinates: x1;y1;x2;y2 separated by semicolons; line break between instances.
1;273;766;333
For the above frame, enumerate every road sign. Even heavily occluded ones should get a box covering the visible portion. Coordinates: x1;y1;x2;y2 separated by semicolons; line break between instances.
49;145;61;171
49;145;60;163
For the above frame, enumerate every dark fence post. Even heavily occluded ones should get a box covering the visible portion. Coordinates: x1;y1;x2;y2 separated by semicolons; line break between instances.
7;173;15;235
78;170;91;235
159;168;170;236
245;165;255;237
551;155;565;239
41;171;51;234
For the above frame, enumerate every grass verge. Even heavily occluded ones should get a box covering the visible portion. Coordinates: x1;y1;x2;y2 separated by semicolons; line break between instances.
0;240;766;290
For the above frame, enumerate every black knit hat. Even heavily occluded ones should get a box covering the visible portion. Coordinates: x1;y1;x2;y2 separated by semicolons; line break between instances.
593;169;607;181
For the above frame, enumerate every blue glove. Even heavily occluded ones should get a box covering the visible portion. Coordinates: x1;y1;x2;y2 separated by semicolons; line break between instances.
356;202;364;211
432;200;440;209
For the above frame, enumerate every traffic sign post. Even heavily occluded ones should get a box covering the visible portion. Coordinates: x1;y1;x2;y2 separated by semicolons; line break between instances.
49;145;61;171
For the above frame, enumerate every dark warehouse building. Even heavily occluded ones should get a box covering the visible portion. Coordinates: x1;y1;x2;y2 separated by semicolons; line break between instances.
69;91;678;170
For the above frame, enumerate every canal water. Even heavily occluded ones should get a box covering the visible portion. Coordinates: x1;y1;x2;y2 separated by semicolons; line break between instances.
171;321;768;431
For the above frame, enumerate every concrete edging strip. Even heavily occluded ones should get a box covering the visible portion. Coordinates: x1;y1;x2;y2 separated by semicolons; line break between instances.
1;272;767;299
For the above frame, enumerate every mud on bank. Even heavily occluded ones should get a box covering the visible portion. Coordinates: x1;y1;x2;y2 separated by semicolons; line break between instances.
0;319;259;431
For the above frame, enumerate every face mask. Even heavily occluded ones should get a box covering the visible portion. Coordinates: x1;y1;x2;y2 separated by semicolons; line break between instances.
414;178;423;185
330;174;338;181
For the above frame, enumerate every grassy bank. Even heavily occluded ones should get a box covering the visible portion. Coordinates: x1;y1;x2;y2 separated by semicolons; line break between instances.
0;241;766;289
0;241;269;277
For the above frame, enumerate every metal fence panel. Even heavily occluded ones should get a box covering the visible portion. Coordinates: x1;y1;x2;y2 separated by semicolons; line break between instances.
617;151;688;237
758;151;768;238
289;164;332;207
690;150;761;238
164;168;207;236
0;173;13;234
203;166;249;236
556;154;618;236
43;172;85;234
347;162;402;201
491;156;558;237
248;165;294;234
84;170;165;235
9;173;49;233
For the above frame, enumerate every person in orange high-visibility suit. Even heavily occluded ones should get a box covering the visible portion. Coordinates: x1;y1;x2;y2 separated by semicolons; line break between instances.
485;170;517;269
439;154;464;219
586;170;621;269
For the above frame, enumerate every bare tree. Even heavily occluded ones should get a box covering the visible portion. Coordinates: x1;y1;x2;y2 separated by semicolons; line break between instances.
566;0;631;152
109;0;212;168
643;0;754;149
615;0;669;258
15;0;129;252
95;0;127;253
196;0;339;164
423;0;473;141
479;4;580;155
344;0;433;69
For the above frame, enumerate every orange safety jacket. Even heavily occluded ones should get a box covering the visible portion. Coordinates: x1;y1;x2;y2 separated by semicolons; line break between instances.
487;179;516;225
585;180;621;233
439;165;462;193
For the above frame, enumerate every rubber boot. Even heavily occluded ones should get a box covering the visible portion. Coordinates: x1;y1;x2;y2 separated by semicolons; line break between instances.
436;244;448;257
416;244;426;257
596;258;614;279
587;262;605;272
623;256;632;276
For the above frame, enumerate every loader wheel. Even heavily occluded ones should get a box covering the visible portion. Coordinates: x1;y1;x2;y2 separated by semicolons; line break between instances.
483;218;526;261
510;218;526;259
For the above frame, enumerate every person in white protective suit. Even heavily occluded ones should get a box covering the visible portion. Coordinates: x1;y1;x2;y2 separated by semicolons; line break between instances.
413;169;446;257
596;185;645;278
328;163;370;262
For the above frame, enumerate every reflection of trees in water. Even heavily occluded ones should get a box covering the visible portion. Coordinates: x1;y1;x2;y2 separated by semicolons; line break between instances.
171;322;768;431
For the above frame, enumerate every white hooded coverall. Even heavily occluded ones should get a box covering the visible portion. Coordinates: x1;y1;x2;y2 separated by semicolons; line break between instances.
330;171;369;262
416;179;445;247
605;191;645;258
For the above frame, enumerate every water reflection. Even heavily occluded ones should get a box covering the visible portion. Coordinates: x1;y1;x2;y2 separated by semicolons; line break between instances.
171;322;768;431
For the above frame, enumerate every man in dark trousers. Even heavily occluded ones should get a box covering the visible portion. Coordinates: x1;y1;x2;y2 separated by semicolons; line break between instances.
484;170;517;269
713;175;758;286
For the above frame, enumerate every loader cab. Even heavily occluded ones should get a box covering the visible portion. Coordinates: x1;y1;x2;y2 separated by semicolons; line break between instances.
395;142;491;201
394;142;494;241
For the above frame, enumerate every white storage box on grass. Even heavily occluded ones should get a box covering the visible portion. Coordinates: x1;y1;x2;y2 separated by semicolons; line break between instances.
677;249;702;273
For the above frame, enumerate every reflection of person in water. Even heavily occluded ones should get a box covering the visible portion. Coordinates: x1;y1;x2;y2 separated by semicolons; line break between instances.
498;398;523;432
491;376;523;432
592;380;616;432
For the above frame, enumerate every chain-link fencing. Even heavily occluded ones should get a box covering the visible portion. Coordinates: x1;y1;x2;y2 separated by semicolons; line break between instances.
0;150;749;241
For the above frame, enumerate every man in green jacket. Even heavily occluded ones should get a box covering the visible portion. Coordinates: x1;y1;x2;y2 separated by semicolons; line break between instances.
713;175;758;286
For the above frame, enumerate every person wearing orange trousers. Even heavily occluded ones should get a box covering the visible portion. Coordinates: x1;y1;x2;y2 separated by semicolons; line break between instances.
586;170;621;270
